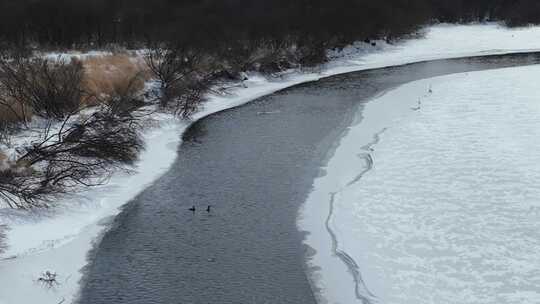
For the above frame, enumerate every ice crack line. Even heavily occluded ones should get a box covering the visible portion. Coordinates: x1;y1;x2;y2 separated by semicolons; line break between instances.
324;128;387;304
347;128;387;187
326;191;377;304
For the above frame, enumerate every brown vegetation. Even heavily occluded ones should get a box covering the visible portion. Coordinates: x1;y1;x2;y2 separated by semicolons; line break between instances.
81;54;149;105
0;99;32;124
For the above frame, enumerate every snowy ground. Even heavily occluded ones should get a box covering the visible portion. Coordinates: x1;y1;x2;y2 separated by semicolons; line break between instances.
302;64;540;304
3;23;540;304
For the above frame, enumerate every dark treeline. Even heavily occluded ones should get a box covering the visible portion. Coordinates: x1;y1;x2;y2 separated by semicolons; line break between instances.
1;0;539;50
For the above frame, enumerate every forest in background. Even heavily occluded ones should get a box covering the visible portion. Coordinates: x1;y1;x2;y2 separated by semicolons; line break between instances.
1;0;539;51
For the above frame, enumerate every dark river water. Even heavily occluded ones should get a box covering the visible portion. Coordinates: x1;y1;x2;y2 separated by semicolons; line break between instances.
78;53;540;304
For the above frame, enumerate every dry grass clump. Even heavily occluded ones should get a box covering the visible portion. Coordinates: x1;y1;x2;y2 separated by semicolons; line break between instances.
0;98;32;123
81;54;149;104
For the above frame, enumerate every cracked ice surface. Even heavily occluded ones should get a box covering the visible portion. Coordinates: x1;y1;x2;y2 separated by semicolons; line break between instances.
333;65;540;304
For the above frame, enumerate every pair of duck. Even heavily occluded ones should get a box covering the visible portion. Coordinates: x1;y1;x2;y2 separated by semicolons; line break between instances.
189;205;211;212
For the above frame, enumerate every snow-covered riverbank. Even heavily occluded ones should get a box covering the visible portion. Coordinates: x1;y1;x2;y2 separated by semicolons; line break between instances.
305;63;540;304
2;23;540;304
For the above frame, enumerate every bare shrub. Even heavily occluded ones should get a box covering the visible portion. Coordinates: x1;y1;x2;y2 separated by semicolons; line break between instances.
145;46;199;94
166;79;209;118
0;97;32;125
218;42;259;76
38;271;59;288
0;54;84;121
0;106;144;209
247;39;299;73
296;45;327;68
0;121;12;145
145;45;212;117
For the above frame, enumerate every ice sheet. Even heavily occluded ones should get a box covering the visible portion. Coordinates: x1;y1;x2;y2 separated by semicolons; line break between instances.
306;64;540;304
